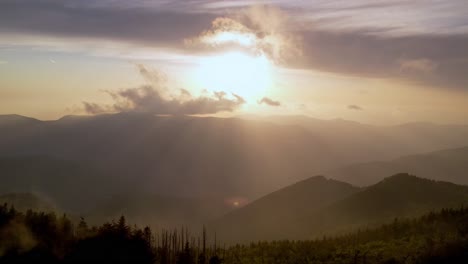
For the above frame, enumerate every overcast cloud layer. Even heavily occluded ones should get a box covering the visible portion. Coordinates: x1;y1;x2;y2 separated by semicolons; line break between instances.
1;0;467;90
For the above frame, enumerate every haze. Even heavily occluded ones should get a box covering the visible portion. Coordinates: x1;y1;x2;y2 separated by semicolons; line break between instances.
1;1;468;263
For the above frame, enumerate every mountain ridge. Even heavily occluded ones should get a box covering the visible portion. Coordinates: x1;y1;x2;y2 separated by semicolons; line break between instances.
327;146;468;186
214;173;468;242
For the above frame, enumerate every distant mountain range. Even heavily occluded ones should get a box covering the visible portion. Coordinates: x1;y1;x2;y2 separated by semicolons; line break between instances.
213;174;468;242
327;146;468;186
1;113;468;229
85;194;233;230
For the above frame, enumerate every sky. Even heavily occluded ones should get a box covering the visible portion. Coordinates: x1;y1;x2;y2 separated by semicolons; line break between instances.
1;0;468;125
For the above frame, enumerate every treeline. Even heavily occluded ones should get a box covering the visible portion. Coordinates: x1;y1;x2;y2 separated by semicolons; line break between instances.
0;203;222;264
223;207;468;264
1;203;468;264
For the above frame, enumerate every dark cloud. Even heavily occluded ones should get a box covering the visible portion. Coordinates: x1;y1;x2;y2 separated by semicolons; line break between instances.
0;0;216;48
290;30;468;89
82;102;109;114
83;65;245;115
180;89;192;97
348;105;363;111
258;97;281;107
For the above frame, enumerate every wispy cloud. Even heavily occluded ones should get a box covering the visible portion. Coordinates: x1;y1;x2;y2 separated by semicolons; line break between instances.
83;102;108;115
258;97;281;107
348;105;363;111
399;58;437;73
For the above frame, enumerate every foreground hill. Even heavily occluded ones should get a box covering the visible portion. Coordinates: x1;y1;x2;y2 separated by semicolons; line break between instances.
327;146;468;186
214;174;468;242
212;176;360;241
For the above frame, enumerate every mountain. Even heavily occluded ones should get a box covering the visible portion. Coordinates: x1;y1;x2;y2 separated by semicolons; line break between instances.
211;176;360;241
0;113;343;210
0;156;113;212
245;115;468;163
0;114;40;124
327;146;468;186
1;113;468;219
213;174;468;242
0;192;57;213
85;194;234;230
302;174;468;234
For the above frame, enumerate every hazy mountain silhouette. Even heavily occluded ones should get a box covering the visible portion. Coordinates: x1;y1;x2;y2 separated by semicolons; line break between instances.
85;194;234;229
0;156;113;212
213;174;468;242
1;113;468;220
0;114;41;126
327;146;468;186
259;116;468;160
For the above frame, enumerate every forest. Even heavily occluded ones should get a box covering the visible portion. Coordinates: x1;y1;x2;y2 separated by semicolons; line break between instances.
1;203;467;264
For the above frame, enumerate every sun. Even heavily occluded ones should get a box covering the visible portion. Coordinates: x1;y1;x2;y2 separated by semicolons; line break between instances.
194;51;273;101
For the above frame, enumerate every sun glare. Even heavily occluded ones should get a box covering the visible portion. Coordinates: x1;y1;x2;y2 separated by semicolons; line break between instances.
204;31;256;47
194;51;273;101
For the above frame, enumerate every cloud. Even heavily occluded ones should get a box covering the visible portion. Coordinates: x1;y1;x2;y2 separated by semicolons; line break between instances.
187;5;301;64
1;1;467;90
83;65;245;115
2;1;467;43
0;0;216;49
399;58;438;73
258;97;281;107
0;60;8;64
186;6;468;90
293;31;468;89
202;1;468;36
82;102;110;115
348;104;363;111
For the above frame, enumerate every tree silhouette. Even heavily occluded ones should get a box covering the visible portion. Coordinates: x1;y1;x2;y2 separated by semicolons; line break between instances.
1;206;468;263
